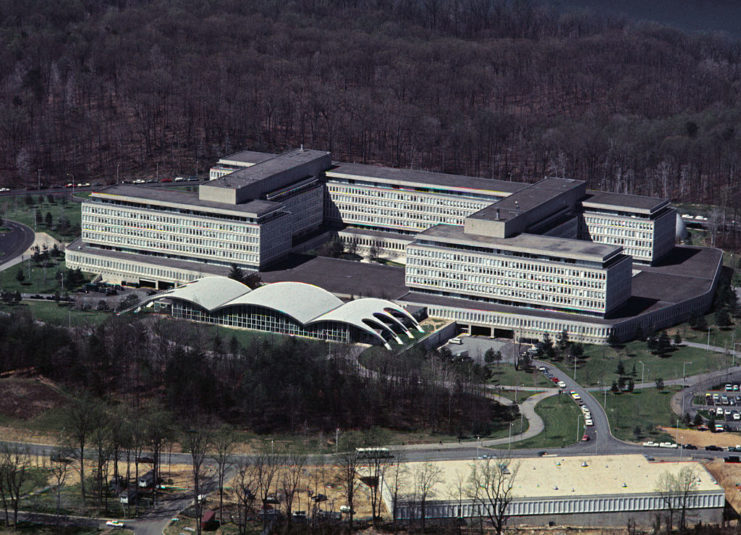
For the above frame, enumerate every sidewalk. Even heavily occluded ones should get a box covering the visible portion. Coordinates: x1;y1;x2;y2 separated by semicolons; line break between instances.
392;389;558;451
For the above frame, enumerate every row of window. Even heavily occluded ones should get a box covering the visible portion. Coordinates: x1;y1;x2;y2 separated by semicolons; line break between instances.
327;183;492;209
584;214;653;230
66;251;199;282
171;302;354;343
426;305;611;342
407;247;609;280
407;275;605;312
83;231;260;263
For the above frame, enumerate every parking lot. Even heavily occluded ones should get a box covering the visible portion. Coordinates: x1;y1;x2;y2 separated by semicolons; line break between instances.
441;335;516;364
693;383;741;431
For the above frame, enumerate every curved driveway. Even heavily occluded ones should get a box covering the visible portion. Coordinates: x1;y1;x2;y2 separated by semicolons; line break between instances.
0;219;35;271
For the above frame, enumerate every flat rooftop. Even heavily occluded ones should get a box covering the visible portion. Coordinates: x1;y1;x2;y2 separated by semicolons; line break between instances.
396;455;720;500
416;224;622;263
217;150;276;166
471;177;584;222
66;239;232;277
582;191;670;215
210;149;329;190
90;185;282;218
261;255;409;300
327;162;526;197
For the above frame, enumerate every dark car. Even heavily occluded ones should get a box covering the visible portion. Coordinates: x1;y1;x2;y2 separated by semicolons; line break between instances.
705;445;723;451
681;444;698;450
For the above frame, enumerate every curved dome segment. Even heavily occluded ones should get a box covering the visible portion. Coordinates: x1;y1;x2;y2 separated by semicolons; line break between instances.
308;298;421;345
219;281;344;324
158;276;250;311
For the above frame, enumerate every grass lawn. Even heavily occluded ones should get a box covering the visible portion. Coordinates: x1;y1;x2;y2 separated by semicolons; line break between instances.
596;386;679;443
549;340;730;387
488;364;555;389
510;392;583;449
0;194;82;242
0;259;94;294
0;301;110;328
679;314;740;353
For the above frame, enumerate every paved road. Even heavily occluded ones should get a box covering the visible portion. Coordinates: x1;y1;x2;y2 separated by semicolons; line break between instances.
0;219;35;272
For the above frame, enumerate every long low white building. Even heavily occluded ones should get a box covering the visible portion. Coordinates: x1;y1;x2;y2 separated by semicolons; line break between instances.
383;455;725;528
138;276;423;348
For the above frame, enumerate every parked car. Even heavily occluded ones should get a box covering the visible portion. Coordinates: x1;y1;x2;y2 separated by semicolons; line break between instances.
642;441;659;447
681;444;697;450
582;434;590;442
106;520;125;528
557;381;566;388
706;445;723;451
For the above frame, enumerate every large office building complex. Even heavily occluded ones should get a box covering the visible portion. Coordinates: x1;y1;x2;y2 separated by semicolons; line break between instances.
67;147;721;345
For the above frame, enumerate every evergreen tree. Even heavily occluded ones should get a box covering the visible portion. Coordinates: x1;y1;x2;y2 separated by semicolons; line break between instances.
616;360;625;376
673;332;682;346
715;307;732;328
656;331;672;356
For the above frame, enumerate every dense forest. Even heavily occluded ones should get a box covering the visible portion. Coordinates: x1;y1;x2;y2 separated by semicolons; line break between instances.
1;0;740;208
0;310;514;436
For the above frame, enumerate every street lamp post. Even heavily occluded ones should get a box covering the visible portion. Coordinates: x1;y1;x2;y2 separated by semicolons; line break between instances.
707;328;711;352
576;414;581;443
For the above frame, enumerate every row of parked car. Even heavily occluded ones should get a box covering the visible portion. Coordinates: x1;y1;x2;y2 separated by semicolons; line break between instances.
705;392;741;406
538;366;566;388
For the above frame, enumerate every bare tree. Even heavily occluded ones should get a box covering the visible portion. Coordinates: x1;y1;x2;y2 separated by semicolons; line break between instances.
251;446;280;527
280;450;308;520
387;456;408;530
210;425;237;526
656;466;698;534
1;444;31;528
234;458;257;535
338;449;361;531
60;395;100;506
468;457;519;535
183;426;211;535
50;452;72;521
413;462;443;531
145;406;173;506
361;452;392;526
90;412;112;508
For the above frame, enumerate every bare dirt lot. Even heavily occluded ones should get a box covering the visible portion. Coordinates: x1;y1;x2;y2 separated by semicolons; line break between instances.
704;459;741;514
660;426;741;448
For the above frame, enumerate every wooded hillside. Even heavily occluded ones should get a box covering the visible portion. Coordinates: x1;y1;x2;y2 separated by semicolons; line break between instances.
2;0;740;205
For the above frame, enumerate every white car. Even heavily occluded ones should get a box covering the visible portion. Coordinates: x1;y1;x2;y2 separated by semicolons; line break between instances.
557;381;566;388
733;412;740;421
105;520;125;528
642;441;659;447
659;442;678;449
584;419;593;426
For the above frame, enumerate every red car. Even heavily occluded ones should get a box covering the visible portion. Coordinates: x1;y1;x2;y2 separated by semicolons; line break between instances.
551;377;559;384
582;434;590;442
